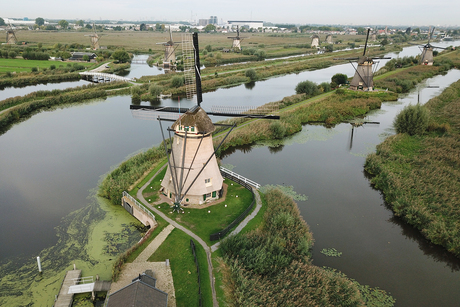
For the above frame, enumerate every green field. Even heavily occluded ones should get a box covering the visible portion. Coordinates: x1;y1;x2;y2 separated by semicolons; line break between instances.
0;58;93;73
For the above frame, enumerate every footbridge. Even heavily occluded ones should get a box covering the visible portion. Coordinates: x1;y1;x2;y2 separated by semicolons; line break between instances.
79;71;134;83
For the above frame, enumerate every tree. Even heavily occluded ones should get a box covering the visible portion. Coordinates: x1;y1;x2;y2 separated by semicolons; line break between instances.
35;17;45;26
357;27;366;35
325;44;333;53
76;20;84;27
0;18;5;26
82;55;90;62
295;80;320;96
112;49;130;63
331;73;348;86
245;69;258;81
58;20;69;30
140;23;147;31
204;24;216;33
85;24;93;30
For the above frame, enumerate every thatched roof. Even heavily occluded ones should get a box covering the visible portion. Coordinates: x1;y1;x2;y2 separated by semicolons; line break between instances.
171;106;215;134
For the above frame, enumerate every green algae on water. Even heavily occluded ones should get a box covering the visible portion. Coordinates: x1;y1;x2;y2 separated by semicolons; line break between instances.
0;190;145;306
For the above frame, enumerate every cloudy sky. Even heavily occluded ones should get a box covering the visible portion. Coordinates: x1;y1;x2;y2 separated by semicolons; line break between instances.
5;0;459;26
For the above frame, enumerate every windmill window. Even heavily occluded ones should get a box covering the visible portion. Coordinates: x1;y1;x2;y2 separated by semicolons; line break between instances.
185;127;189;131
191;127;195;132
205;178;212;186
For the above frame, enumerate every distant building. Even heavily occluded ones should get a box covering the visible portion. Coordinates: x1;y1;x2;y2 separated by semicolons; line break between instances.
227;20;263;30
69;52;96;61
198;19;208;26
209;16;218;25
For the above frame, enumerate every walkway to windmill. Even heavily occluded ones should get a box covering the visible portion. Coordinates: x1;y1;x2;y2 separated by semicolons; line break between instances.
129;164;263;307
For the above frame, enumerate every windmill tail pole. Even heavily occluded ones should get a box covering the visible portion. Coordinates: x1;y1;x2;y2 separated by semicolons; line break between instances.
363;28;370;56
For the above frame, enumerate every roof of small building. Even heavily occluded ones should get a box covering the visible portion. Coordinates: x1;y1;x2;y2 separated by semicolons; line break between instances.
107;273;167;307
171;105;215;134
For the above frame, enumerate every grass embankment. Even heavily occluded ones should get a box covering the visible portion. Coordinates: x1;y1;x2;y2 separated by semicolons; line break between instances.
374;49;460;93
149;228;213;307
0;82;130;135
214;89;398;153
219;188;394;306
365;79;460;257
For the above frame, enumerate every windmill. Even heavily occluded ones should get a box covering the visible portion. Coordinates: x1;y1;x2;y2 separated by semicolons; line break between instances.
227;25;246;52
325;34;333;44
6;22;18;44
334;29;391;91
131;33;279;211
419;27;445;65
84;24;101;50
311;35;320;48
157;26;179;68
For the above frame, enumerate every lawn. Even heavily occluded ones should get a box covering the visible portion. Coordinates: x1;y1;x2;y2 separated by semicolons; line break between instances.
144;166;254;245
148;228;213;307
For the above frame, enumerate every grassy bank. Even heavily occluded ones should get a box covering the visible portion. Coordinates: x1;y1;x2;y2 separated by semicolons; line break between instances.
214;89;398;154
219;188;394;306
365;79;460;257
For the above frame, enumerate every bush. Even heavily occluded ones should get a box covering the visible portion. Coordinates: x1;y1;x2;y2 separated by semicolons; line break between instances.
245;69;258;81
295;80;320;96
31;67;38;72
50;65;56;70
131;86;142;96
149;84;163;97
393;104;430;135
131;94;141;104
270;121;286;139
319;82;331;92
205;45;212;52
171;76;184;88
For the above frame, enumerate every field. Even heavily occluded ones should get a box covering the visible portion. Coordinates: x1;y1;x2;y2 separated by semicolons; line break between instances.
0;58;92;73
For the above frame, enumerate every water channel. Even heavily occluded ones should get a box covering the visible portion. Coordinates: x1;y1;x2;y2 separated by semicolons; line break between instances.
1;41;459;305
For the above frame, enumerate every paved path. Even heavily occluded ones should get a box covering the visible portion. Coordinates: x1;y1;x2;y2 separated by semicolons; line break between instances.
134;224;175;263
210;189;262;252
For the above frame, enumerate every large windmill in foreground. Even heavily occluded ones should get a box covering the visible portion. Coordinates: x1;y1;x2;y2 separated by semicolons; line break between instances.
334;29;391;91
157;26;179;68
419;27;445;65
131;33;278;211
227;25;246;51
6;22;17;44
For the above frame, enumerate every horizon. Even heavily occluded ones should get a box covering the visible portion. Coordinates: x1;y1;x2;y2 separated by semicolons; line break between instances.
3;0;459;28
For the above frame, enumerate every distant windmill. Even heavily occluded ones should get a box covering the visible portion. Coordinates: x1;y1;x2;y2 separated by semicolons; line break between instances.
227;25;246;51
131;33;278;211
325;34;333;44
6;22;17;44
84;24;101;50
311;35;320;48
157;26;179;68
334;29;391;91
419;27;445;65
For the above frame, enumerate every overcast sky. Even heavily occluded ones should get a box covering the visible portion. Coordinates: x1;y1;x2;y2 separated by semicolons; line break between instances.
5;0;459;27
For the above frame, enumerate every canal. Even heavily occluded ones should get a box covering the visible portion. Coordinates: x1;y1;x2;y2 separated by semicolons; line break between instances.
0;41;459;305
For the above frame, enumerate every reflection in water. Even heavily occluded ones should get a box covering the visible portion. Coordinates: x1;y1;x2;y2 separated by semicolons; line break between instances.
268;144;284;154
244;81;256;89
388;214;460;272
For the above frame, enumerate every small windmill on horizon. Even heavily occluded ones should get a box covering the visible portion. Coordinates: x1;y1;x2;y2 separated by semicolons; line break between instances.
131;33;279;211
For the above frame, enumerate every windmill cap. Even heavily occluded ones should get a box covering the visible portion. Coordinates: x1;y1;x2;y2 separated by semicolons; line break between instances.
172;106;215;134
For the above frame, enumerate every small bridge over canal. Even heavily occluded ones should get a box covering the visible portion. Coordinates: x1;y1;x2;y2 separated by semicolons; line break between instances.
79;71;134;83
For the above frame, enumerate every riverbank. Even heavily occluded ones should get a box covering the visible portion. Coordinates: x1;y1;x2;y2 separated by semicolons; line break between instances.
365;78;460;257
